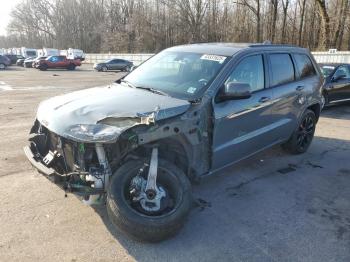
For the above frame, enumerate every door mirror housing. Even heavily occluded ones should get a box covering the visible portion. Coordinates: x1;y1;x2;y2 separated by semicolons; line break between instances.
219;82;251;101
332;74;346;82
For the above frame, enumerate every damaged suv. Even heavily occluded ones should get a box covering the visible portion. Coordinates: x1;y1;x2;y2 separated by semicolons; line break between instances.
24;43;322;242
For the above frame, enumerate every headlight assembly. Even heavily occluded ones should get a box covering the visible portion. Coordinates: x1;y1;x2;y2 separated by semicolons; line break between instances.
64;124;122;143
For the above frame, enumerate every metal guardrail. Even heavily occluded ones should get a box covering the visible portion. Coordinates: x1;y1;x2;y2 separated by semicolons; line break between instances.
85;52;350;65
85;53;154;65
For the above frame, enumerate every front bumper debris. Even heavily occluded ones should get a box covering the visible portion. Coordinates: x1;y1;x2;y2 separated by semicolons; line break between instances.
23;137;105;198
24;145;56;176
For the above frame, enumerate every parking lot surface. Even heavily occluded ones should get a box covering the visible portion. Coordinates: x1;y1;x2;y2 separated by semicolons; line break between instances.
0;65;350;262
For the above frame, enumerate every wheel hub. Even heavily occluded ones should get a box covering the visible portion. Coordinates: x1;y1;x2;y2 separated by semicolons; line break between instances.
130;175;166;212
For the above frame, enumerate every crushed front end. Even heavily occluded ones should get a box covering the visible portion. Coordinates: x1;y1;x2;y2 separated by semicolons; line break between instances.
24;120;114;204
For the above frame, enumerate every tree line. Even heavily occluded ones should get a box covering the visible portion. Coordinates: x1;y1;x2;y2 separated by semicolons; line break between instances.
0;0;349;53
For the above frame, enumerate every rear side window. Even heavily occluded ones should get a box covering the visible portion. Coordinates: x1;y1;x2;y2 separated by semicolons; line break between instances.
269;54;295;86
294;54;316;79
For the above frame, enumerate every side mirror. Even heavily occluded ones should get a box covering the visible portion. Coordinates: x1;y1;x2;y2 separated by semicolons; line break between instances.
332;74;346;82
220;82;251;101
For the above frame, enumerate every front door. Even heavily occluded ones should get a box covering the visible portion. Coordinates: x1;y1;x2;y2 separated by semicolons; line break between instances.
212;54;275;170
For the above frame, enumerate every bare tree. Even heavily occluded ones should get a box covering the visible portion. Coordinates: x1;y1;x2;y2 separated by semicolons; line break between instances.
315;0;331;49
281;0;289;43
1;0;349;52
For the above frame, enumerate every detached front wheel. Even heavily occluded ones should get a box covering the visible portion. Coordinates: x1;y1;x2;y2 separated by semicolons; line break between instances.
107;158;192;242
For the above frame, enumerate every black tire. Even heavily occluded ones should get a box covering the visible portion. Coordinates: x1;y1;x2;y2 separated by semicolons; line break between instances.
39;64;48;71
107;158;192;242
101;66;108;72
0;63;6;70
67;64;76;70
124;65;131;72
282;109;316;154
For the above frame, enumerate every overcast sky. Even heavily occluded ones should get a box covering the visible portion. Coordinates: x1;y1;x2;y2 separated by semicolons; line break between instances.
0;0;22;36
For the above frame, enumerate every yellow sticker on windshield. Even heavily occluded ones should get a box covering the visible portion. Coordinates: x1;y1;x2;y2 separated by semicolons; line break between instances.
200;54;226;64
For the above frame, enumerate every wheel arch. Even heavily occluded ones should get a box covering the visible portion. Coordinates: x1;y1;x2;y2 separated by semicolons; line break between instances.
120;135;194;180
156;136;193;177
307;103;321;122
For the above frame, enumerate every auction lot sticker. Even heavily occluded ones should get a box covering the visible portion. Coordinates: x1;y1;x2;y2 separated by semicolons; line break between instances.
200;54;226;64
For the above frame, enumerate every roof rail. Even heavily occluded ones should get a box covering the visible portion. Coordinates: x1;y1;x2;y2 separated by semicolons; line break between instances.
249;43;301;48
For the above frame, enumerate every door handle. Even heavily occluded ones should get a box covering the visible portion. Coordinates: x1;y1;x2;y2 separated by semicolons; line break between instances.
296;86;305;91
259;97;270;103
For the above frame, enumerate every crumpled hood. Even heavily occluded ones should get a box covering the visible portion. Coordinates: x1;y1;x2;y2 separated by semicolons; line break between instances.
37;84;190;141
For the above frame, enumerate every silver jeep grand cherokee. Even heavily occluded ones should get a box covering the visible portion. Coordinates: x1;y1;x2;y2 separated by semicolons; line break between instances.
24;43;322;242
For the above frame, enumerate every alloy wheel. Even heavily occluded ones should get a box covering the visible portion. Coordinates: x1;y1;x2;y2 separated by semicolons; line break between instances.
296;115;315;151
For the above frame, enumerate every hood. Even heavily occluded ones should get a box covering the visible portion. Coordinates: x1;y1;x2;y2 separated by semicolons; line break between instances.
37;84;190;142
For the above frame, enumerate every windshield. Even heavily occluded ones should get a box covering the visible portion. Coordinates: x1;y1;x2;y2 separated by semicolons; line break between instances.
320;65;335;77
123;51;229;100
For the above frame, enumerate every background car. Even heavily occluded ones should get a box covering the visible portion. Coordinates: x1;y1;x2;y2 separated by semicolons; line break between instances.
32;56;47;68
93;58;133;72
0;55;11;69
319;63;350;107
36;55;81;70
5;54;25;65
23;57;37;68
16;58;25;66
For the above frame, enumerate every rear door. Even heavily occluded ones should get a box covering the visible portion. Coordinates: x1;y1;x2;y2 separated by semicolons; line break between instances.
266;53;308;141
108;59;118;70
212;54;276;170
56;56;67;68
114;59;125;70
328;65;350;102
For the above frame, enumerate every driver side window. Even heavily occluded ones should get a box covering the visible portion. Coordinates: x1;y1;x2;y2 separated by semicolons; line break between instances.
50;56;59;62
226;55;265;92
333;66;350;79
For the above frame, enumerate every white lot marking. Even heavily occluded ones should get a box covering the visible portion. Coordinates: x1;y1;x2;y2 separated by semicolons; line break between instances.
0;81;13;91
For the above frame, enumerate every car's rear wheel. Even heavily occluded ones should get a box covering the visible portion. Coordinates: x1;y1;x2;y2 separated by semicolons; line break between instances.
0;63;6;70
107;158;192;242
282;109;316;154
